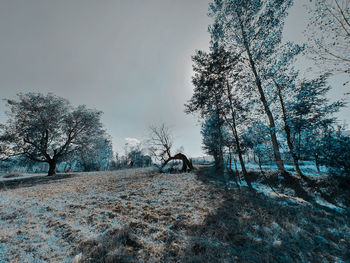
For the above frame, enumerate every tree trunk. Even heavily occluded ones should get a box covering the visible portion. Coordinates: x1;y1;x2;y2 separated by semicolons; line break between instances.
161;153;194;172
298;128;301;161
228;150;240;188
315;154;321;173
233;156;239;176
246;46;285;174
275;82;306;180
48;160;57;176
215;112;225;172
223;83;252;189
215;152;224;171
238;16;285;174
225;115;252;189
258;156;263;174
234;140;251;189
229;149;232;170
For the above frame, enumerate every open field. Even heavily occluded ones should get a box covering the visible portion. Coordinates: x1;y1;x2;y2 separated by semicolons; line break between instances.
0;167;349;262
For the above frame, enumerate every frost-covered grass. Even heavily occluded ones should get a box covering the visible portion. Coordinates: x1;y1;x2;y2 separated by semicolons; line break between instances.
232;160;328;176
0;167;349;262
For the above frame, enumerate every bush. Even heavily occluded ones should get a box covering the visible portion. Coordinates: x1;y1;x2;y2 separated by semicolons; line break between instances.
320;134;350;176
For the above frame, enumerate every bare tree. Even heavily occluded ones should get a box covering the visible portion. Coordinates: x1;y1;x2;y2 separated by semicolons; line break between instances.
306;0;350;78
148;123;193;172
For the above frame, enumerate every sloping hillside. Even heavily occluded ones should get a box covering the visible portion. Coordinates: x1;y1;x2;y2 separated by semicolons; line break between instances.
0;168;349;262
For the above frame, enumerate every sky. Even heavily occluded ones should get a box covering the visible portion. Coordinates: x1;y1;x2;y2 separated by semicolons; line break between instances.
0;0;348;157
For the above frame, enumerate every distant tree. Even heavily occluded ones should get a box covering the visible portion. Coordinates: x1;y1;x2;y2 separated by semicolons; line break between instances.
127;149;141;167
305;0;350;78
243;122;274;172
209;0;294;175
122;140;151;167
124;141;141;167
127;149;152;168
148;123;193;172
0;93;108;176
113;152;128;169
75;135;113;171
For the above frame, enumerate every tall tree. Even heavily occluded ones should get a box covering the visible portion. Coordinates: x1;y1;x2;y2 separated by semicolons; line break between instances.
186;48;226;171
264;42;307;178
0;93;108;176
186;45;253;188
208;0;294;174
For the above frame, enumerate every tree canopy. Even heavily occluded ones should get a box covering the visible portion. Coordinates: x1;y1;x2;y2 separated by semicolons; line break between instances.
0;93;109;176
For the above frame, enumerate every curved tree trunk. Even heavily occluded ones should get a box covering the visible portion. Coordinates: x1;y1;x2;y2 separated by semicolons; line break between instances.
161;153;194;172
48;160;57;176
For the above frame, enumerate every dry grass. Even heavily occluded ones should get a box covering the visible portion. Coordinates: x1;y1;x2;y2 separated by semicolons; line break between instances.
0;167;349;262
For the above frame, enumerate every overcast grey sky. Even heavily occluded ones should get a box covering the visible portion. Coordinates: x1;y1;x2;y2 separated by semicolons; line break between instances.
0;0;348;156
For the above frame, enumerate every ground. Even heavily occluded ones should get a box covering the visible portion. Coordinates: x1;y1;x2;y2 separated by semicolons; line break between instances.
0;167;349;262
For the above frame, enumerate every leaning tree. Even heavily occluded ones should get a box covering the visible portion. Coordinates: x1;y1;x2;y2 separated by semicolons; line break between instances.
148;123;193;172
0;93;108;176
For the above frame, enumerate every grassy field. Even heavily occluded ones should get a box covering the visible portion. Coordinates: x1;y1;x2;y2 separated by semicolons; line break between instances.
0;167;349;262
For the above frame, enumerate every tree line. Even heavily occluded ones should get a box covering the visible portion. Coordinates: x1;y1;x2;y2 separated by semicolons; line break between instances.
185;0;350;188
